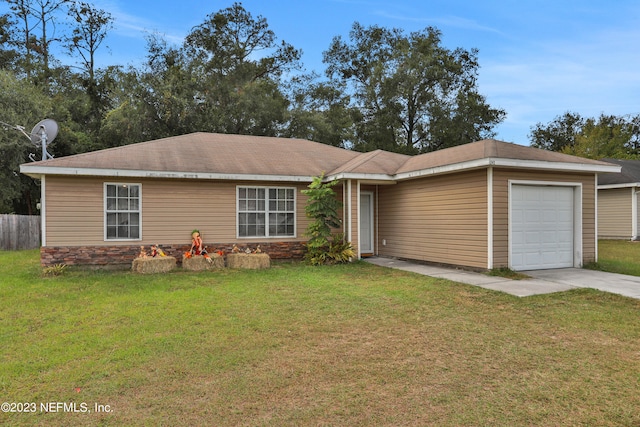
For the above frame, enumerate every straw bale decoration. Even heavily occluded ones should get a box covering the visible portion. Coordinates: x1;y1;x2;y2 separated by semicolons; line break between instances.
132;244;177;274
227;244;271;269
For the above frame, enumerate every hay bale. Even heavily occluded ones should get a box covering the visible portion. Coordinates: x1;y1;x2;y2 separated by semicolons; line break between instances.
182;254;224;271
226;253;270;269
132;256;177;274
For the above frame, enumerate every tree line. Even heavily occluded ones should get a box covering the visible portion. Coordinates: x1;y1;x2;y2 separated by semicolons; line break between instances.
530;112;640;160
0;1;506;213
1;1;637;215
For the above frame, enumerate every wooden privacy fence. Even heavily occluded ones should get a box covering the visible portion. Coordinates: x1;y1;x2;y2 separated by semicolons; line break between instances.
0;215;41;250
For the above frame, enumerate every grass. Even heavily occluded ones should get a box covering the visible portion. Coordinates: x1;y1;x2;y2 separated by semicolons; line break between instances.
1;249;639;426
585;239;640;276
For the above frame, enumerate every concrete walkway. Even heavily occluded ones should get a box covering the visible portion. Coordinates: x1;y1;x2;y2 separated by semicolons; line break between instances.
364;257;640;299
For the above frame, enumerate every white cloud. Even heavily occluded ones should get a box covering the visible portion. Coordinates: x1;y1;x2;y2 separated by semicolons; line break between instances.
371;10;503;35
90;0;186;45
478;22;640;144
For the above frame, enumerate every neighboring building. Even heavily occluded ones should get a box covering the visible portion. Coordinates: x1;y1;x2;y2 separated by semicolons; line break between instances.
598;158;640;240
20;133;619;270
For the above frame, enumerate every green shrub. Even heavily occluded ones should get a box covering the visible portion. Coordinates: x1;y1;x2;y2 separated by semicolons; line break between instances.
305;233;355;266
302;175;354;265
326;232;355;264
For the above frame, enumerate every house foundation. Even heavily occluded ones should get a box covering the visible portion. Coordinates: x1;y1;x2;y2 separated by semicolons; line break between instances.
40;242;306;267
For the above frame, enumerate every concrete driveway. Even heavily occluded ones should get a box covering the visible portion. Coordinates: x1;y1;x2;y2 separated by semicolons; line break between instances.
522;268;640;299
365;257;640;299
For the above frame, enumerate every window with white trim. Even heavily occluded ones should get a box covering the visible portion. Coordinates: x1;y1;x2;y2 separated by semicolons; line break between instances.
237;186;295;238
105;183;141;240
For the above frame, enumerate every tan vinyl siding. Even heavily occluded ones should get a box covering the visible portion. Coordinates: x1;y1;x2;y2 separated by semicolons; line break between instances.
598;188;633;239
377;170;488;269
45;176;312;246
492;169;596;267
46;177;105;245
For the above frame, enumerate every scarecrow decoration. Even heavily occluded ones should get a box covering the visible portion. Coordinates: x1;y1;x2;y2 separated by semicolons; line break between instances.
182;229;226;270
184;229;212;263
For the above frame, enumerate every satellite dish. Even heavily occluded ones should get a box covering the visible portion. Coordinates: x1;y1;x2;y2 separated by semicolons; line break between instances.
30;119;58;147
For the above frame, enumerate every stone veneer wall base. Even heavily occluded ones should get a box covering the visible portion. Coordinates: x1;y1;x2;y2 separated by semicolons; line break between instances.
41;242;306;267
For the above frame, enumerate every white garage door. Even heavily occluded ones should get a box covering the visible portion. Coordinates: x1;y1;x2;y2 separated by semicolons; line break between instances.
511;185;574;270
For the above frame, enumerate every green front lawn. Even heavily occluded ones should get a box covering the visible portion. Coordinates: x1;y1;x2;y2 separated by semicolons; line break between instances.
1;250;639;426
589;239;640;276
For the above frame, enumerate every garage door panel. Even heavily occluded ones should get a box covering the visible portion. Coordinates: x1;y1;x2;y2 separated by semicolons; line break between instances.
511;185;574;270
524;252;542;266
557;230;572;240
525;231;540;243
526;211;540;222
543;210;561;222
511;232;523;245
541;231;557;244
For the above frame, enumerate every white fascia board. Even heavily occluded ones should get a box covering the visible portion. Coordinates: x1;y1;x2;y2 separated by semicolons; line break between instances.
21;172;43;179
18;165;316;183
394;158;621;181
21;157;621;184
326;172;395;183
598;183;640;190
491;158;621;173
394;158;491;180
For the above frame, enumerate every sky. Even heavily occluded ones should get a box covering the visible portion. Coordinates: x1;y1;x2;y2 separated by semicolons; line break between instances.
3;0;639;146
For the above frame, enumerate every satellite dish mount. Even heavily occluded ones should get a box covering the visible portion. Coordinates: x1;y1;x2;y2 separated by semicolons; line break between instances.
0;118;57;161
30;119;58;161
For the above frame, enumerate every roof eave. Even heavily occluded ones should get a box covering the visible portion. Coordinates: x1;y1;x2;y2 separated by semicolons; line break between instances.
19;168;44;179
394;158;621;181
21;157;621;184
395;158;490;180
491;158;621;173
18;165;317;183
598;183;640;190
325;172;396;183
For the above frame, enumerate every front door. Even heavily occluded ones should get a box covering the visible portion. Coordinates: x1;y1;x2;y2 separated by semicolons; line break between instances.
360;191;374;255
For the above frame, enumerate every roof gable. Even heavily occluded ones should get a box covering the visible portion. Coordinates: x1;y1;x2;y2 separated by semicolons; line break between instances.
329;150;411;176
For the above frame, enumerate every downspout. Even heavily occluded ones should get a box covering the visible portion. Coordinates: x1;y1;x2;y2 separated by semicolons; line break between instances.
343;181;346;237
347;180;352;246
40;175;46;247
487;166;493;269
356;180;361;259
632;186;638;240
375;185;379;256
594;175;598;261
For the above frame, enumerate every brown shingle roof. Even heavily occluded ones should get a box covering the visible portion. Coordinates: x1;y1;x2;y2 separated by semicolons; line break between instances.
396;139;613;174
28;132;360;177
329;149;411;176
21;133;618;180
